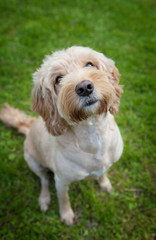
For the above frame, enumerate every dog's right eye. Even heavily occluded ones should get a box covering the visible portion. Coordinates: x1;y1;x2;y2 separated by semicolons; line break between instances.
55;76;63;85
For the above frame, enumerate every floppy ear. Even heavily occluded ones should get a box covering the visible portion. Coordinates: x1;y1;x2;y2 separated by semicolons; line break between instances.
31;72;67;136
99;54;123;114
108;64;123;114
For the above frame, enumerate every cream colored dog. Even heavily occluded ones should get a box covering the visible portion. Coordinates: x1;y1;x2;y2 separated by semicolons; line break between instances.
0;46;123;225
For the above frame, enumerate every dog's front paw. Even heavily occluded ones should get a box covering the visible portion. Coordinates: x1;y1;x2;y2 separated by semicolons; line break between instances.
39;194;51;212
40;201;49;212
61;209;76;225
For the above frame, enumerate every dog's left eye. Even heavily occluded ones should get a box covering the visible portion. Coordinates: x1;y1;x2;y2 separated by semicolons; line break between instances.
55;76;63;85
86;62;94;67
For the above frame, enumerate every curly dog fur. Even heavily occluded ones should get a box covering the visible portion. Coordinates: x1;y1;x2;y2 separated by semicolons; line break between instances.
0;46;123;225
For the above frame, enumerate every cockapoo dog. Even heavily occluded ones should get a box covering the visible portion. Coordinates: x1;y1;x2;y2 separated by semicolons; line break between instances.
0;46;123;225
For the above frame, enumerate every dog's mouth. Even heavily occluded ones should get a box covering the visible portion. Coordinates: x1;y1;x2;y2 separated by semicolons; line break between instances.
84;99;98;107
80;96;99;108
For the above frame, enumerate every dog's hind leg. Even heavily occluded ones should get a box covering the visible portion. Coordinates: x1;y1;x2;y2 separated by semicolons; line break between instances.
98;174;112;193
24;152;51;212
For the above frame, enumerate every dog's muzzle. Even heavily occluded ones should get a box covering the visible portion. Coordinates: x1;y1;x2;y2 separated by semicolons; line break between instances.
75;80;94;97
75;80;98;107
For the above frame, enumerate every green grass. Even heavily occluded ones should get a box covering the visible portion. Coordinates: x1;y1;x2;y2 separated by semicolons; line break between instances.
0;0;155;239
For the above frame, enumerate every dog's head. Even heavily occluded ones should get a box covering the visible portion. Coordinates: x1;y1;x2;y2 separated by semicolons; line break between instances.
32;46;123;136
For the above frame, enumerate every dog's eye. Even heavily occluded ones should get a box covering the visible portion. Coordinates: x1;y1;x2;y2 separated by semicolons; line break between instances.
55;76;63;85
86;62;94;67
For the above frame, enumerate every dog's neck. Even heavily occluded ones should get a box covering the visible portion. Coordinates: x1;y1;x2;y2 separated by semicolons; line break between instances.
73;112;109;132
57;112;115;159
77;112;108;127
70;113;110;157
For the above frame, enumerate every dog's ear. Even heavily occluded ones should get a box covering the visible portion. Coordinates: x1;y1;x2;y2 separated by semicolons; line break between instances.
108;64;123;114
31;71;67;136
98;54;123;114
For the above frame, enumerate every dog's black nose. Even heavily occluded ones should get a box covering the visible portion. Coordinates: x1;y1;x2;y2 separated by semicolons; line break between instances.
75;80;94;97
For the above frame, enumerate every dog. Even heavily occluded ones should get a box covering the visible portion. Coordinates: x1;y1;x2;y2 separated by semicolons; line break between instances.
0;46;123;225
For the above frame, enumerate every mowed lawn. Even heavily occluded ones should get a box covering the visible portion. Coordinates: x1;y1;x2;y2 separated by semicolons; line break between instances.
0;0;155;239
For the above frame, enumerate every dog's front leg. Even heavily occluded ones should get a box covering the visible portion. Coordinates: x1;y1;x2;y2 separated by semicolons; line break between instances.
55;174;75;225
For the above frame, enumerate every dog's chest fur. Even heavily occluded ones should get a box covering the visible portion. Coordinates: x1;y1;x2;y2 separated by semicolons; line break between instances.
74;119;104;158
56;115;113;181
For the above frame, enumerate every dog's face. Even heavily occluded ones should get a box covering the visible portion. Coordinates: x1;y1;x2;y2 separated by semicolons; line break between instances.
32;46;123;136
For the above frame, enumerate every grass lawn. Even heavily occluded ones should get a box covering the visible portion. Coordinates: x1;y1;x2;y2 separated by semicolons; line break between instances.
0;0;155;239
